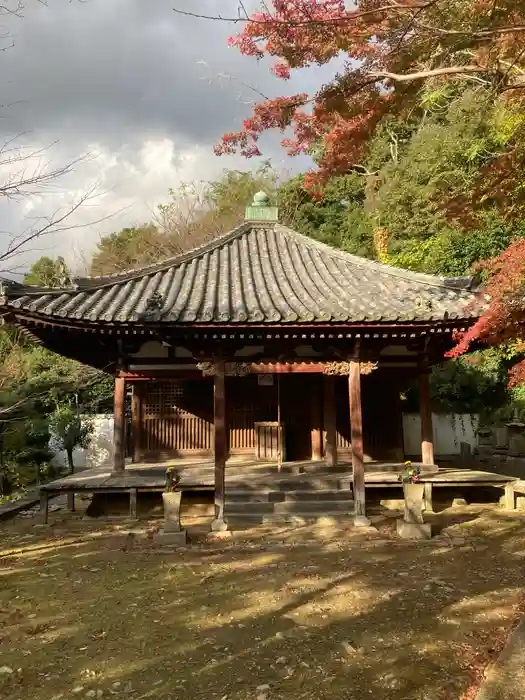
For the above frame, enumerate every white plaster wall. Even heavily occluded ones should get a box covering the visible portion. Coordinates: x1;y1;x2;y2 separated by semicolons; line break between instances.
50;415;114;470
402;413;479;457
50;412;480;468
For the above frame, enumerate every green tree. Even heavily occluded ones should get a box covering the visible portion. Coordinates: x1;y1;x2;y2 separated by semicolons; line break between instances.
0;326;113;496
277;172;373;256
91;165;280;276
49;403;94;474
90;224;170;276
24;256;70;287
157;163;279;248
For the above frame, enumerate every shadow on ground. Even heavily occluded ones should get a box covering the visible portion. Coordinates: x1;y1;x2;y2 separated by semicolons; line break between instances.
1;502;525;700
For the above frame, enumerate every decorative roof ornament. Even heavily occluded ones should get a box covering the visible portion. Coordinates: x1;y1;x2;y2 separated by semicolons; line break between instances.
140;291;165;322
245;191;279;223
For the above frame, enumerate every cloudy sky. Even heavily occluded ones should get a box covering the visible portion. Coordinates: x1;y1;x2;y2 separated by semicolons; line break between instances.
0;0;327;275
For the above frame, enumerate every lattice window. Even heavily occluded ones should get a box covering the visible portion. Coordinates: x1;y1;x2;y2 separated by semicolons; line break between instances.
143;382;185;417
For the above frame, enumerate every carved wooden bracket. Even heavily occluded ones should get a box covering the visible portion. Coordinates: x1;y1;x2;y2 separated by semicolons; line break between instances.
322;360;378;376
360;361;379;376
322;361;352;376
197;361;251;377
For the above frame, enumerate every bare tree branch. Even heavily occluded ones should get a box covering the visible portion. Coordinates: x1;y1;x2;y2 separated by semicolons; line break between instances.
0;132;124;272
369;65;493;82
172;2;436;27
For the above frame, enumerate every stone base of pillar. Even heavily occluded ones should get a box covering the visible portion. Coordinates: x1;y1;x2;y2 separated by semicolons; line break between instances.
154;529;188;546
396;521;431;540
353;515;371;528
210;517;229;532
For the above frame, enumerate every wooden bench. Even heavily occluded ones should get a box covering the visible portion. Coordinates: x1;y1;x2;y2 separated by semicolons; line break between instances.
363;469;518;512
39;484;212;524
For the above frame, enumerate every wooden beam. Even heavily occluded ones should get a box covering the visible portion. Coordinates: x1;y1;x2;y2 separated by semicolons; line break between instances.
349;361;369;526
118;370;205;380
113;376;126;473
419;367;435;466
211;359;228;531
131;384;143;463
323;375;337;467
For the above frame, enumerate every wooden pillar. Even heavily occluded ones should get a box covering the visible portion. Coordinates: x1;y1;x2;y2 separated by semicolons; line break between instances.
349;361;369;526
311;376;323;461
131;383;143;463
211;360;228;531
323;375;337;467
419;367;435;466
113;376;126;473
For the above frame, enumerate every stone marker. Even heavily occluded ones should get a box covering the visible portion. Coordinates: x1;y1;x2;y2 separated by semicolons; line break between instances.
397;482;431;540
154;491;187;545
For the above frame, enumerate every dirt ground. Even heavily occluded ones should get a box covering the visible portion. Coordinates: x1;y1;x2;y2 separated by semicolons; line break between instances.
1;501;525;700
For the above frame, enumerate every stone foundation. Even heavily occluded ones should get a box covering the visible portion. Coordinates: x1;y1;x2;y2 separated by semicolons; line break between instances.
396;521;432;540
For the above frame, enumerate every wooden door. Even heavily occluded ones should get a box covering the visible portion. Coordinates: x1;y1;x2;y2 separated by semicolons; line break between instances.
280;375;313;461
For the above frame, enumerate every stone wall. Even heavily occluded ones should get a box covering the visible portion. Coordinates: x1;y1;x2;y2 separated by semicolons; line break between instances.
471;423;525;479
50;415;114;471
402;413;479;458
50;412;483;471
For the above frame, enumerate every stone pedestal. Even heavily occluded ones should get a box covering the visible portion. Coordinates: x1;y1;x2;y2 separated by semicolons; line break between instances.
507;423;525;457
396;521;432;540
353;515;371;528
403;482;425;524
493;426;509;450
210;498;229;533
398;482;431;539
210;516;229;532
477;428;492;447
155;491;187;546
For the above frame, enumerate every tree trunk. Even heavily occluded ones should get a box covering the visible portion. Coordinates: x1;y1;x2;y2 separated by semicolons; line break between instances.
66;447;75;475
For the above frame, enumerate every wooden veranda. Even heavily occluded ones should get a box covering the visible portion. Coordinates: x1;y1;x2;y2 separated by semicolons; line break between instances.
37;457;517;524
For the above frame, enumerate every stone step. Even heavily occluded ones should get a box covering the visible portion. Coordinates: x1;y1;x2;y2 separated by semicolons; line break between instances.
226;489;354;503
225;502;275;515
226;512;355;526
262;512;354;524
225;499;354;516
227;476;352;491
272;500;353;514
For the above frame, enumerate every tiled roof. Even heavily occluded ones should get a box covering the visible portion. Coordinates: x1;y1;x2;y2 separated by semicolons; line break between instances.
0;223;483;325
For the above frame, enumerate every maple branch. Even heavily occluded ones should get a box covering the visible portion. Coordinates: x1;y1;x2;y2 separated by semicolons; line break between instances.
369;65;491;82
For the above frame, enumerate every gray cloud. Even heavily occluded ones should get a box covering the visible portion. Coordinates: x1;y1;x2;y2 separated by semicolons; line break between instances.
1;0;290;147
0;0;324;271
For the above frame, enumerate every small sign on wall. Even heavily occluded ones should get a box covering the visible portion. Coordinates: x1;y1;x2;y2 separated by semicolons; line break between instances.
257;374;274;386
